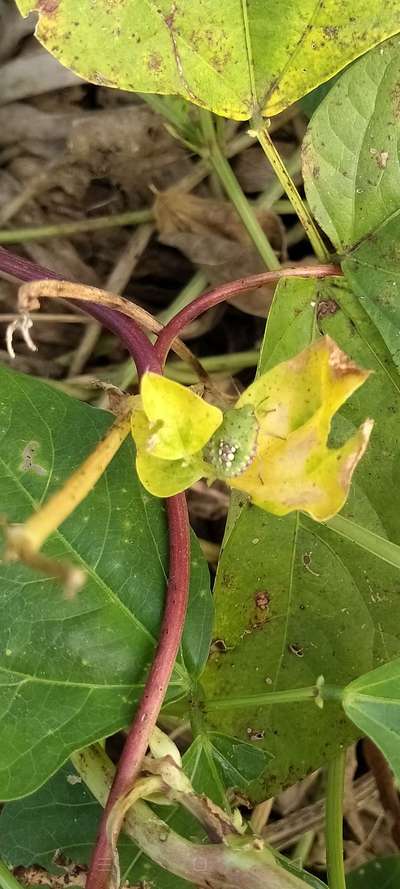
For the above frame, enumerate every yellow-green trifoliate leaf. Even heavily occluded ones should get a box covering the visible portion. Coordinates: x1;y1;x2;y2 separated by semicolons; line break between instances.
15;1;400;121
139;372;222;460
230;337;373;521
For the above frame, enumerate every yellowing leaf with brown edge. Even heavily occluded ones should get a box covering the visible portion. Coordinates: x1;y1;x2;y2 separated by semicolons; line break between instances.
231;337;373;521
15;1;400;120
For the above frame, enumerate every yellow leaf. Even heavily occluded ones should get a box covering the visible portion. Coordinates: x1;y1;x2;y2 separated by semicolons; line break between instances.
230;337;373;520
131;403;211;498
139;373;222;460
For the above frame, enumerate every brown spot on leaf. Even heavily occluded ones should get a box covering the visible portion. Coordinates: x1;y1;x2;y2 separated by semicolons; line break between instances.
288;642;304;657
247;728;265;741
148;53;163;71
37;0;59;11
323;25;339;39
370;148;389;169
255;591;270;610
19;441;46;477
392;83;400;120
327;337;363;377
317;298;339;321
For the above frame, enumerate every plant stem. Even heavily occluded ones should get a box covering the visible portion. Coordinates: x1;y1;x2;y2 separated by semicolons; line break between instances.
157;269;208;325
155;264;342;365
72;744;310;889
16;278;204;375
199;110;280;270
325;514;400;571
0;208;153;244
119;270;209;389
86;494;190;889
165;348;259;384
255;123;330;261
0;246;192;889
0;861;24;889
325;752;347;889
257;148;302;209
206;686;318;710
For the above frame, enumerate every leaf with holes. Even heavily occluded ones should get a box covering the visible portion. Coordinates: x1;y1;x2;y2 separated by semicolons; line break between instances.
303;37;400;364
200;275;400;800
0;366;212;800
15;1;400;119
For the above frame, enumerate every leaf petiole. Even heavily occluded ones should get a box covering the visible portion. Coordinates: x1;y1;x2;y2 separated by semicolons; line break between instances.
254;121;330;262
205;684;344;711
199;109;281;270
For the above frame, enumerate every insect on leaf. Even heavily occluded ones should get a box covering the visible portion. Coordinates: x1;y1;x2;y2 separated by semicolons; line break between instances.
230;336;373;521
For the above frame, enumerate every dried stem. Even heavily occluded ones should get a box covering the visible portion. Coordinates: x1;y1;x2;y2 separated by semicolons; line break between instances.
155;264;342;365
17;278;207;381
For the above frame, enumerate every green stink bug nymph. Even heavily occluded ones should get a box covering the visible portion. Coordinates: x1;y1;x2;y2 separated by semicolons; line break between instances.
204;404;259;478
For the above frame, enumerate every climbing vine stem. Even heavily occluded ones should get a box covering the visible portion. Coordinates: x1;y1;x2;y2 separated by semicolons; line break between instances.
0;246;191;889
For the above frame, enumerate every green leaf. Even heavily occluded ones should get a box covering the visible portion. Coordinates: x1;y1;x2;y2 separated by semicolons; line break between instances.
347;856;400;888
15;1;400;119
343;658;400;781
0;367;212;800
0;755;322;889
303;37;400;363
200;275;400;800
183;732;271;807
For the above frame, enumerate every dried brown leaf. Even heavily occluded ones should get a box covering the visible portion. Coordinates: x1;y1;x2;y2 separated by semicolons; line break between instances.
155;191;284;317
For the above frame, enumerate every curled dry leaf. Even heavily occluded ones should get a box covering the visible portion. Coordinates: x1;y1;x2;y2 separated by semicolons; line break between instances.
154;190;285;317
68;105;191;198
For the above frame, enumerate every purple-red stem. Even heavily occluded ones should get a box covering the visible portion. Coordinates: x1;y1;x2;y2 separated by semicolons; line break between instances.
155;263;342;365
0;247;342;888
0;248;159;373
0;247;190;889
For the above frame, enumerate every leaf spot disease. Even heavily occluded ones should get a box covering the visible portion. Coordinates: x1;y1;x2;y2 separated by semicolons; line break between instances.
370;148;389;169
323;26;339;40
247;728;265;741
19;441;47;477
37;0;59;12
288;643;304;658
255;591;270;610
